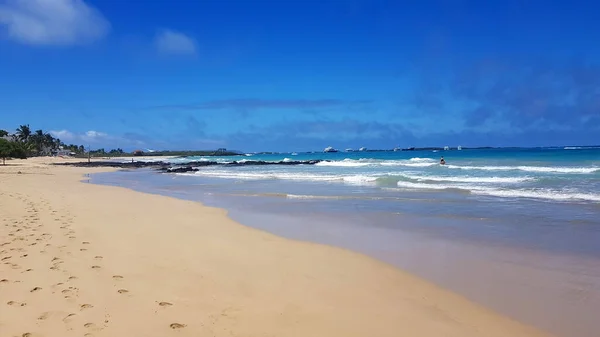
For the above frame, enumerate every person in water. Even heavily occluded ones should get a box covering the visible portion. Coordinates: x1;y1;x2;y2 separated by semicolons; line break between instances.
440;156;446;165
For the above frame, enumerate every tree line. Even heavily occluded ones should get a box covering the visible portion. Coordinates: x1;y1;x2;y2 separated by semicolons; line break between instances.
1;124;87;157
0;124;126;165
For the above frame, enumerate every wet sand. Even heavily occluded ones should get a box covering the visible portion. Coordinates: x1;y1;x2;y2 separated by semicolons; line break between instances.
0;158;550;337
91;169;600;337
223;210;600;337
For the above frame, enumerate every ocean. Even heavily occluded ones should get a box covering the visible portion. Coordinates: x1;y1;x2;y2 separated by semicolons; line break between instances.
91;147;600;337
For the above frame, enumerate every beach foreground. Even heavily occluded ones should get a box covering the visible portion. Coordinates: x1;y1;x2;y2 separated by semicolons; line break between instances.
0;159;550;337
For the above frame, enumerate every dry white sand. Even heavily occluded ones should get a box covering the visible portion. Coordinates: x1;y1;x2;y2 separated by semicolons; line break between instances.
0;158;551;337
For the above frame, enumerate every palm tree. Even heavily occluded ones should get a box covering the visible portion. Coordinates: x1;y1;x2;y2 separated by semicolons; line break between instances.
15;124;31;142
44;133;55;149
29;129;49;155
54;138;63;150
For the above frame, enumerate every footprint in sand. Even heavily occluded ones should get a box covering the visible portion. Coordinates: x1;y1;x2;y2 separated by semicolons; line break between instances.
38;312;49;320
170;323;186;329
117;289;129;294
112;275;123;280
63;313;76;321
158;301;173;307
0;279;9;283
80;248;87;252
82;242;90;245
7;301;26;306
22;333;32;337
94;256;103;259
30;287;42;292
84;322;103;331
91;265;101;269
80;304;94;310
68;276;77;280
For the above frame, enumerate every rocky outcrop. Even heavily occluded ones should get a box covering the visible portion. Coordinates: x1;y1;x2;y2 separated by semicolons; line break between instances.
162;166;199;173
56;161;170;169
55;159;324;172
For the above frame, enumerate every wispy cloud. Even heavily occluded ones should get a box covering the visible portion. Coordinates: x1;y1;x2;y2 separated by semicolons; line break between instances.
411;58;600;131
155;29;197;55
50;129;108;143
148;98;373;111
49;129;147;148
0;0;110;46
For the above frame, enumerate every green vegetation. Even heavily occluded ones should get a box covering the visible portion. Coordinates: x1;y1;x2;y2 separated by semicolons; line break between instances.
0;139;27;165
98;150;241;157
9;124;86;157
2;124;241;159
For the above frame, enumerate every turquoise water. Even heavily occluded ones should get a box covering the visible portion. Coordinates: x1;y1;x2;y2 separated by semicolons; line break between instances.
99;147;600;254
161;147;600;203
92;147;600;337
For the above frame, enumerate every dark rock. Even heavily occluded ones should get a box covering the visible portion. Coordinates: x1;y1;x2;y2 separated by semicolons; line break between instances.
55;159;324;172
54;161;170;169
162;166;199;173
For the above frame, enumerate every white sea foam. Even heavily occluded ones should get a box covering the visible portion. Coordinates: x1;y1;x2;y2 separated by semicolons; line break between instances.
472;189;600;202
342;175;379;184
396;181;600;202
385;162;438;167
408;157;436;162
396;181;469;190
314;157;596;173
192;170;337;182
187;169;532;186
316;157;438;168
446;165;599;174
286;194;325;199
315;160;371;167
400;174;533;184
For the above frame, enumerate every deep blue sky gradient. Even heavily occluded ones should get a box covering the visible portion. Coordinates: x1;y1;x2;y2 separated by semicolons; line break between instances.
1;0;598;151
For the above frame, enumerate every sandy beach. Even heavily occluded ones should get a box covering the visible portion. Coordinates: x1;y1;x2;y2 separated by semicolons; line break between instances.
0;158;550;337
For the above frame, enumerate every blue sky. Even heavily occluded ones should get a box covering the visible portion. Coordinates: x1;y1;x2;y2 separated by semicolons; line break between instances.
0;0;598;151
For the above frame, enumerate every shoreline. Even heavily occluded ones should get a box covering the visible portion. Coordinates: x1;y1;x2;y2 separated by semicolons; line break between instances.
91;168;600;337
1;158;551;336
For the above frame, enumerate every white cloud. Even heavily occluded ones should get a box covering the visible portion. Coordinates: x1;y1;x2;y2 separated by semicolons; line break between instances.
84;130;107;139
0;0;110;46
155;29;197;55
49;129;74;140
50;129;111;143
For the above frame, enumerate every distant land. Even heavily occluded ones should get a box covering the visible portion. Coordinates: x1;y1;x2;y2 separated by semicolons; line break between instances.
101;145;600;157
